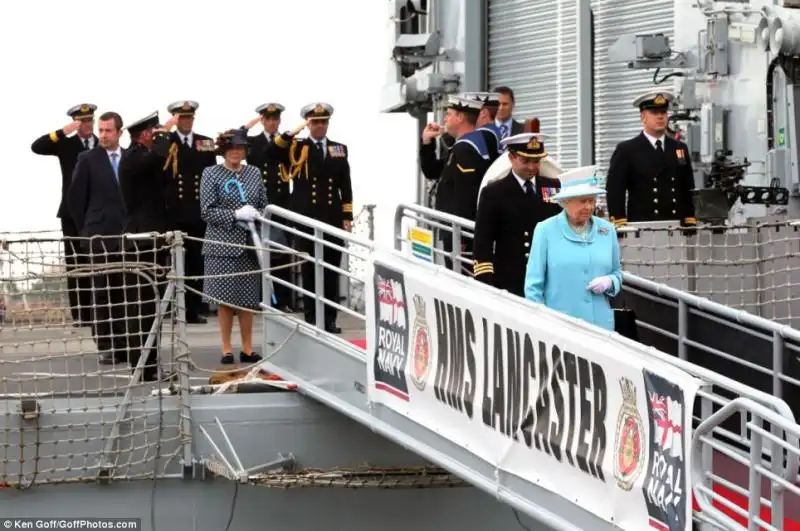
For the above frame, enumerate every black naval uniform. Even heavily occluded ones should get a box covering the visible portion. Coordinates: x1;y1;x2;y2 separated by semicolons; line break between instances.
269;111;353;331
247;130;294;310
605;92;697;228
473;173;561;295
473;133;561;295
163;130;217;322
31;107;98;325
116;116;173;381
420;129;492;271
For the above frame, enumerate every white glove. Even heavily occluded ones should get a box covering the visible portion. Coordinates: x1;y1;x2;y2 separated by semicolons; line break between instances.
587;276;613;294
234;205;259;221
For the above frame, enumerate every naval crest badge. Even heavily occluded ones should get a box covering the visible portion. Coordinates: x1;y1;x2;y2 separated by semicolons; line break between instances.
613;377;645;491
527;137;540;149
181;102;193;111
314;103;325;115
267;104;277;112
80;104;90;113
653;94;667;105
409;294;432;391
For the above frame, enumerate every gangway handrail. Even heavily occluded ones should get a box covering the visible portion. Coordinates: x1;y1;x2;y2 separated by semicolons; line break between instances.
692;397;800;530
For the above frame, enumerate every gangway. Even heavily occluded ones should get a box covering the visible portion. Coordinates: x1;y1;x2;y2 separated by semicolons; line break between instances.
253;204;800;531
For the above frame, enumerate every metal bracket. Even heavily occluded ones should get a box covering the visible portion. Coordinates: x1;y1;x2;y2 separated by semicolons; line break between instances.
199;416;296;483
17;399;40;420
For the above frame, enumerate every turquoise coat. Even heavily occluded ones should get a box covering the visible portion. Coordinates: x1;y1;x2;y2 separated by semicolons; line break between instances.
523;211;622;331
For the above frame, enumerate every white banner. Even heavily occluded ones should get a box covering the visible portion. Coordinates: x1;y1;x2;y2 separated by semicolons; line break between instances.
365;249;702;531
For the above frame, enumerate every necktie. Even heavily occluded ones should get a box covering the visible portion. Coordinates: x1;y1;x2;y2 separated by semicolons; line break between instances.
317;141;324;158
110;152;119;179
524;180;534;196
655;139;663;153
84;139;90;150
269;133;275;143
500;124;509;138
184;137;190;148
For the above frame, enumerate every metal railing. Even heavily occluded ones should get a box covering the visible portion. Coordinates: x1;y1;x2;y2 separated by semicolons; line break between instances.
391;202;800;529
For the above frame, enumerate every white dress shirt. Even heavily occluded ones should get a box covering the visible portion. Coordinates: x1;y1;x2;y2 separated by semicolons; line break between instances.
178;131;194;147
643;130;666;150
513;171;534;192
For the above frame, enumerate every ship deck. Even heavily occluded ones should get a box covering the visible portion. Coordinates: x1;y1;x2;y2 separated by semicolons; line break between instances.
0;312;368;396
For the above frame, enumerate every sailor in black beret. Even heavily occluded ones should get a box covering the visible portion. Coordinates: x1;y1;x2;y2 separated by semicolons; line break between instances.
605;89;696;229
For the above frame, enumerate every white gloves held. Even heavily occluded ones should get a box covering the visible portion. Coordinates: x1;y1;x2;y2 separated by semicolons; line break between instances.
587;275;613;294
234;205;260;221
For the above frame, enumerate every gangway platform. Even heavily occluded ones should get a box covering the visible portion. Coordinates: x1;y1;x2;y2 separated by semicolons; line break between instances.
1;204;799;531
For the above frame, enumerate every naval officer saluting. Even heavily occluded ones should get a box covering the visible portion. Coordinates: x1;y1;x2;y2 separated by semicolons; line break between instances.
605;90;696;229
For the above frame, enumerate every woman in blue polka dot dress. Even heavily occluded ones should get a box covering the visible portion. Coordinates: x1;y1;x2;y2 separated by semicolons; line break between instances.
199;128;267;365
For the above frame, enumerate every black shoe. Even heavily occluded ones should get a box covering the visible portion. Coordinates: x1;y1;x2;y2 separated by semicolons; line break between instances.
325;324;342;334
279;305;295;313
187;316;207;324
240;351;263;364
220;353;235;365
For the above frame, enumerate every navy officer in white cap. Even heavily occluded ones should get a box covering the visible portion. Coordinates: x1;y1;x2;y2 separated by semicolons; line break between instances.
242;102;294;311
472;132;561;295
605;90;696;229
31;102;99;326
269;102;353;333
162;100;217;323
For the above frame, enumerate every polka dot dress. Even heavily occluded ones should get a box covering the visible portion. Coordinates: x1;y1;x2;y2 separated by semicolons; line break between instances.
199;163;268;310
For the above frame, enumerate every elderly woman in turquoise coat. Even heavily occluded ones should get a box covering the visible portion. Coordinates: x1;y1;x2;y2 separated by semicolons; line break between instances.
523;166;622;331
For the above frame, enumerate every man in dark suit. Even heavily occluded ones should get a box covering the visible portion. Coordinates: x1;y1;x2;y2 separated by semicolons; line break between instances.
68;111;129;366
31;103;99;326
116;111;177;381
493;86;525;139
473;133;562;295
243;102;295;312
270;102;353;333
161;100;218;323
605;90;697;229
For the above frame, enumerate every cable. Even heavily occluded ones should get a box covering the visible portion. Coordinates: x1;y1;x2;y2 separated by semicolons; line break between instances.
512;509;533;531
223;481;240;531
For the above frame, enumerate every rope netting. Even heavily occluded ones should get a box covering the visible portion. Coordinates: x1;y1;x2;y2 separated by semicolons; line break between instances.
0;233;185;487
0;206;376;488
616;221;800;327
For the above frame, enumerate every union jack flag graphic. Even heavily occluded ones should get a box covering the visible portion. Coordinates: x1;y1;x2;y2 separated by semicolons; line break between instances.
650;393;683;458
377;276;406;329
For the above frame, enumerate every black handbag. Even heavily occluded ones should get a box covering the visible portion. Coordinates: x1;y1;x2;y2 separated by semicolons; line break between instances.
614;307;639;341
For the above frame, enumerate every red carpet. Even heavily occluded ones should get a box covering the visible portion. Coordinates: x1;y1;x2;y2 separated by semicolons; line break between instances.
349;338;367;350
692;484;800;530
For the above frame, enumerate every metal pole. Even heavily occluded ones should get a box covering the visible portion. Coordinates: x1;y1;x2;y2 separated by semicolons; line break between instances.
173;232;193;474
314;228;325;328
576;0;593;166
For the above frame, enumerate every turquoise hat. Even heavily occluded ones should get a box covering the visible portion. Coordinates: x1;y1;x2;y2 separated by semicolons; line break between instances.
550;165;605;202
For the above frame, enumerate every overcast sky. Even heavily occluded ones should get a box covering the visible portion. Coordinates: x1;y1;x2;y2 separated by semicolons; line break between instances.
0;0;419;246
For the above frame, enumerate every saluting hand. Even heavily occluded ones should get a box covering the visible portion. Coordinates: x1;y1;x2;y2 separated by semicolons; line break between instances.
343;220;352;232
162;115;179;131
62;120;82;135
245;117;261;130
290;121;307;136
422;123;442;144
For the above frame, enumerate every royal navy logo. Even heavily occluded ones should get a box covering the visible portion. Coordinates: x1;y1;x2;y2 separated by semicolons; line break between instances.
654;94;667;105
409;294;432;391
614;377;645;491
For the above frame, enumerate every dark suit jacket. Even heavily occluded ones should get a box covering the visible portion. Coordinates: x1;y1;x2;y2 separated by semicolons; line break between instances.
68;146;127;251
31;130;98;219
163;131;218;229
119;139;170;234
510;119;524;135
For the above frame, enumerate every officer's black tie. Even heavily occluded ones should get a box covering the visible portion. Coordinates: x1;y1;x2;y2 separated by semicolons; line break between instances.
317;141;324;158
655;139;663;153
84;139;89;150
184;137;190;149
524;180;534;196
269;133;275;143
